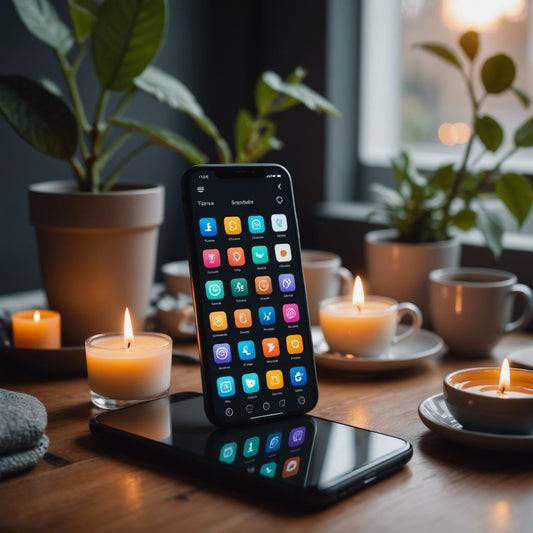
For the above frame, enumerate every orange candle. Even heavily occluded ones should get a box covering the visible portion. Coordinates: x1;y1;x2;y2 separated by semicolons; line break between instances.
12;310;61;348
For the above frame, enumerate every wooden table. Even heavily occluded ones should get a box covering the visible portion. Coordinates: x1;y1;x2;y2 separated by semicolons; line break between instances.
1;334;532;533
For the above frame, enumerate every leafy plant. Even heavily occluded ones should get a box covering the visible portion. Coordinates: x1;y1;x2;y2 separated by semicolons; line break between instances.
371;30;533;257
0;0;338;192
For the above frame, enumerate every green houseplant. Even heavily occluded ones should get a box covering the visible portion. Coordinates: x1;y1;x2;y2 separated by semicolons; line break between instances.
366;30;533;322
0;0;338;344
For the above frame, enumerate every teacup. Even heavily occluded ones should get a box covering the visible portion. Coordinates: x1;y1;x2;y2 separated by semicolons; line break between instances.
429;267;533;356
302;250;352;325
156;294;196;340
161;260;192;296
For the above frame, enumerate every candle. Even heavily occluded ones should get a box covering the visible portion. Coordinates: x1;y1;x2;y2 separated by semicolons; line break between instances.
85;308;172;409
444;358;533;434
319;276;421;357
12;310;61;348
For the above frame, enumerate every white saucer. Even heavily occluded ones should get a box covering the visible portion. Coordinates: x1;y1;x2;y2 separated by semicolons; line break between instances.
509;346;533;370
312;325;444;373
418;393;533;452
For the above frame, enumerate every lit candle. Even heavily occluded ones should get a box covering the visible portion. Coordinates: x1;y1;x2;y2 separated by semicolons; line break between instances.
319;276;421;357
85;308;172;409
12;310;61;348
444;359;533;434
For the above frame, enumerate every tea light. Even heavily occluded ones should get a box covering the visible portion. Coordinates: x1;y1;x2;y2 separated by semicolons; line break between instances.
444;358;533;434
12;310;61;349
85;308;172;409
319;276;400;356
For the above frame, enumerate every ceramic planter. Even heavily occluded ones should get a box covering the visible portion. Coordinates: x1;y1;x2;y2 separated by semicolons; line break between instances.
29;181;164;345
364;228;461;325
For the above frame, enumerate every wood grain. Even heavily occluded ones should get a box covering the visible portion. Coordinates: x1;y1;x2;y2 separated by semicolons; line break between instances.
1;334;532;533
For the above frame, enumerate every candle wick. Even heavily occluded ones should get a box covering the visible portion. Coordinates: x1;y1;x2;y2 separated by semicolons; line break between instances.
127;341;131;349
356;304;362;312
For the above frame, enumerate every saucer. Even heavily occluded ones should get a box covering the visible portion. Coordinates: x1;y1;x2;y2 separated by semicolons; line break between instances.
509;346;533;370
312;325;444;373
418;393;533;451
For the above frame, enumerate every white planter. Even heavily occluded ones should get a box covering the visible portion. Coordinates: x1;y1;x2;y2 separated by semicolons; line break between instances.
364;229;461;325
29;181;164;345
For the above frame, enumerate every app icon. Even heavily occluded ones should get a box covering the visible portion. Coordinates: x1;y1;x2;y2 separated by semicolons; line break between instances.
213;343;231;364
217;376;235;397
258;306;276;326
286;334;303;354
275;243;292;262
251;245;269;265
271;214;288;232
242;372;260;394
224;216;242;235
227;247;245;267
243;436;260;458
266;369;284;390
265;432;282;453
238;340;256;360
209;311;227;331
203;249;221;268
255;276;272;295
262;337;280;358
282;457;300;478
219;442;237;463
283;303;299;323
290;367;307;387
199;217;217;237
260;462;277;478
278;273;295;292
230;278;248;297
234;308;252;329
248;215;265;234
288;427;306;447
205;280;224;300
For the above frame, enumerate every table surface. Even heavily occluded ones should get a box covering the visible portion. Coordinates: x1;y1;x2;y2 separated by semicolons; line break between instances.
1;333;533;533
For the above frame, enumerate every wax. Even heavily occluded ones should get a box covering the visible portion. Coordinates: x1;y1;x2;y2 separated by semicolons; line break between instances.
12;310;61;349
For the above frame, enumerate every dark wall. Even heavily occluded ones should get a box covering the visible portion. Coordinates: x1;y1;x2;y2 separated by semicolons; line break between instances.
0;0;328;295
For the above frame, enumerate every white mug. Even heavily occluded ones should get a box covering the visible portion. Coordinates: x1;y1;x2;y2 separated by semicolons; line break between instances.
161;260;192;296
429;267;533;356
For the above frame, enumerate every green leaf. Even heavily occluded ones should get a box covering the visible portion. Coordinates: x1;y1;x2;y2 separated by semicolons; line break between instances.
68;0;98;43
514;117;533;147
475;205;505;258
475;115;503;152
430;164;456;190
260;71;340;117
391;152;410;183
255;77;278;117
110;117;208;164
13;0;73;54
39;77;62;97
92;0;167;91
234;109;253;158
452;208;476;230
459;31;479;61
481;54;516;94
417;44;462;69
236;120;282;163
370;183;403;208
0;75;77;160
495;173;533;226
258;67;309;115
512;87;531;108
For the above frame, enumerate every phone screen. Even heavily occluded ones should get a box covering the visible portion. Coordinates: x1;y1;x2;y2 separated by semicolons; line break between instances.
182;165;319;425
91;394;412;505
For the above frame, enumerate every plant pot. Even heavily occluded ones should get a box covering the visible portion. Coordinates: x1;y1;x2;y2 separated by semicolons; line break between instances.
29;181;164;346
364;228;461;326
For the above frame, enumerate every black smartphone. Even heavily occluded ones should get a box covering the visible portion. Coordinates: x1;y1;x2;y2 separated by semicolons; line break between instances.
90;393;413;508
181;164;319;426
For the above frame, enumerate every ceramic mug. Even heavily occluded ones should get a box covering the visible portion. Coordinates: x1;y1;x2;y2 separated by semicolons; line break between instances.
429;267;533;356
161;260;192;296
301;250;353;325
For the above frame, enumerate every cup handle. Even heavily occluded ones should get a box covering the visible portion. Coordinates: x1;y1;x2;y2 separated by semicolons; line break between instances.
336;267;353;295
392;303;423;344
504;283;533;333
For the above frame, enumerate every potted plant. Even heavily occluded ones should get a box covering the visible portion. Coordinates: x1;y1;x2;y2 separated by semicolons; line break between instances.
366;30;533;322
0;0;338;344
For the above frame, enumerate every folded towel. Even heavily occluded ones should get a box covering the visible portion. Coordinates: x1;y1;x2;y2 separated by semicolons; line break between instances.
0;434;49;478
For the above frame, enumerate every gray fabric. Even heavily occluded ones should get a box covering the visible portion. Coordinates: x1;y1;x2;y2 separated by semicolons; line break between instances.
0;389;48;454
0;434;49;478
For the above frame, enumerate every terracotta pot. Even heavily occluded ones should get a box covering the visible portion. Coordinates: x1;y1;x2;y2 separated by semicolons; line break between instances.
364;228;461;326
29;181;164;345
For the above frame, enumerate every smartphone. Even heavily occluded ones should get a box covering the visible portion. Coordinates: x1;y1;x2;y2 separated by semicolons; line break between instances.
90;393;413;508
181;164;319;426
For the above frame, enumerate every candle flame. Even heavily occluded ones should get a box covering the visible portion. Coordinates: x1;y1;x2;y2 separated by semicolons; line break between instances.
33;311;41;323
499;357;511;393
124;308;134;349
352;276;364;311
